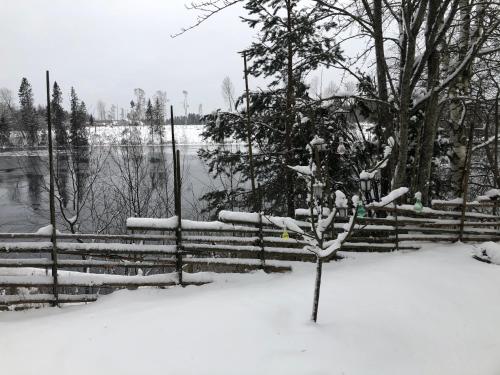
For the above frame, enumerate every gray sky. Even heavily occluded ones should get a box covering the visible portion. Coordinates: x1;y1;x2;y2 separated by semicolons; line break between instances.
0;0;256;115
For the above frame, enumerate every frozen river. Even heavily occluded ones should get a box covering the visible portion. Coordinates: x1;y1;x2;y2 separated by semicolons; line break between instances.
0;145;214;232
0;125;241;233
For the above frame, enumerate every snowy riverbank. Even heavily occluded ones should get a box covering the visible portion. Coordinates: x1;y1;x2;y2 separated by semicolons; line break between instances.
1;242;500;374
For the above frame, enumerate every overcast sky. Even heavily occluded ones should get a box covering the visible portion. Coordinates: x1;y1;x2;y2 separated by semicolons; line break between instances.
0;0;258;115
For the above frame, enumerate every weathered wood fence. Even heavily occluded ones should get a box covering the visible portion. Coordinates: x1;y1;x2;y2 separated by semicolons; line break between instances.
0;197;499;309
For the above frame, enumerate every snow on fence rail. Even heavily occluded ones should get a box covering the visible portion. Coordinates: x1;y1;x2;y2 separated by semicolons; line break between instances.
1;194;500;309
0;225;298;308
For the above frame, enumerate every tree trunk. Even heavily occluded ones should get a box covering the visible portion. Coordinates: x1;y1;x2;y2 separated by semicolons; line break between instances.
311;257;322;323
449;0;471;196
285;0;295;217
372;0;392;196
416;0;442;204
394;38;416;189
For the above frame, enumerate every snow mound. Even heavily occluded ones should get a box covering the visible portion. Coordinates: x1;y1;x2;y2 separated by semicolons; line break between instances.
473;242;500;265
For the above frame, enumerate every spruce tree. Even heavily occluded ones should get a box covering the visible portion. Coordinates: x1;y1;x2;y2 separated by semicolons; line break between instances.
69;87;88;149
51;81;67;148
153;97;164;138
146;99;154;143
78;101;89;147
18;77;39;147
199;0;345;216
0;114;9;146
244;0;342;215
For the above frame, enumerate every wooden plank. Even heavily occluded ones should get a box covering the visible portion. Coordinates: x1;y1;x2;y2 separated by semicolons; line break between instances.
432;201;500;208
0;242;178;255
0;279;205;288
182;258;291;273
0;294;98;306
0;233;175;242
0;259;176;268
371;205;500;220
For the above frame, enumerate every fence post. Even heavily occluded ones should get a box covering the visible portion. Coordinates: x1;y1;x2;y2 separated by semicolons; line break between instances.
175;149;183;285
459;120;475;242
46;71;59;306
258;211;266;271
394;199;399;251
243;50;257;210
170;106;183;285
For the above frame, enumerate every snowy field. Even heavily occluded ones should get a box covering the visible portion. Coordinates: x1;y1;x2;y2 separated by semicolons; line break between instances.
1;242;500;375
88;124;209;145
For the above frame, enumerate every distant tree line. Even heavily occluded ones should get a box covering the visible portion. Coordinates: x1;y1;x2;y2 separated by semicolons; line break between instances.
0;78;88;149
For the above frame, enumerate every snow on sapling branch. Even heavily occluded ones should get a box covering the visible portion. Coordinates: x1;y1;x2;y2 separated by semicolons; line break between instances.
287;135;357;258
288;134;361;322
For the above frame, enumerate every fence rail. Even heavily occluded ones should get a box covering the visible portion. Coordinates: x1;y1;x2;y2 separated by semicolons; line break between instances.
1;196;499;309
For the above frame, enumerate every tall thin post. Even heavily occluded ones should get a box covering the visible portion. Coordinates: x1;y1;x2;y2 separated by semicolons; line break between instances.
46;71;59;306
459;121;475;241
243;51;257;210
494;92;498;216
257;211;265;270
170;106;182;284
170;105;178;198
175;149;183;285
394;200;399;251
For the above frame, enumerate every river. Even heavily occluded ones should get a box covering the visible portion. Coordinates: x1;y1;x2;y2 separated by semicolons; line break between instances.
0;135;236;233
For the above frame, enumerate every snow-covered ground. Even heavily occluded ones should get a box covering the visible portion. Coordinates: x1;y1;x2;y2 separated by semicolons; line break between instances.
88;124;209;145
1;242;500;375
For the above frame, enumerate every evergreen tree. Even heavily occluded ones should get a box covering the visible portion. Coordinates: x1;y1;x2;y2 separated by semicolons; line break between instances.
199;93;360;216
146;99;154;142
153;97;164;138
243;0;342;215
69;88;88;149
51;81;67;148
0;114;10;146
199;0;345;216
78;101;89;147
18;77;39;146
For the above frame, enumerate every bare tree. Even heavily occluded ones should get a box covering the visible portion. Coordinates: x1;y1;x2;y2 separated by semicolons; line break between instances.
182;90;189;125
134;88;146;122
221;77;235;111
96;100;107;121
0;88;15;112
108;104;117;121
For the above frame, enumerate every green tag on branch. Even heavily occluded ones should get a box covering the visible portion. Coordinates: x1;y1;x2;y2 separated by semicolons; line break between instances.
414;199;423;213
281;229;289;240
357;202;366;218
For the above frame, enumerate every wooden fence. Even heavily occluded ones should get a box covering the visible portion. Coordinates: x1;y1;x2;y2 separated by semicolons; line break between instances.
0;197;499;309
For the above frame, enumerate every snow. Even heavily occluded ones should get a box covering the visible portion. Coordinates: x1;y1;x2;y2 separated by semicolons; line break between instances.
126;217;256;232
0;271;181;287
35;225;54;236
288;164;315;176
334;190;348;208
309;135;325;146
218;211;307;233
432;198;464;205
359;170;376;180
399;204;498;219
368;187;409;207
87;124;211;146
34;225;63;236
477;189;500;201
474;242;500;265
1;243;500;374
0;241;178;254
